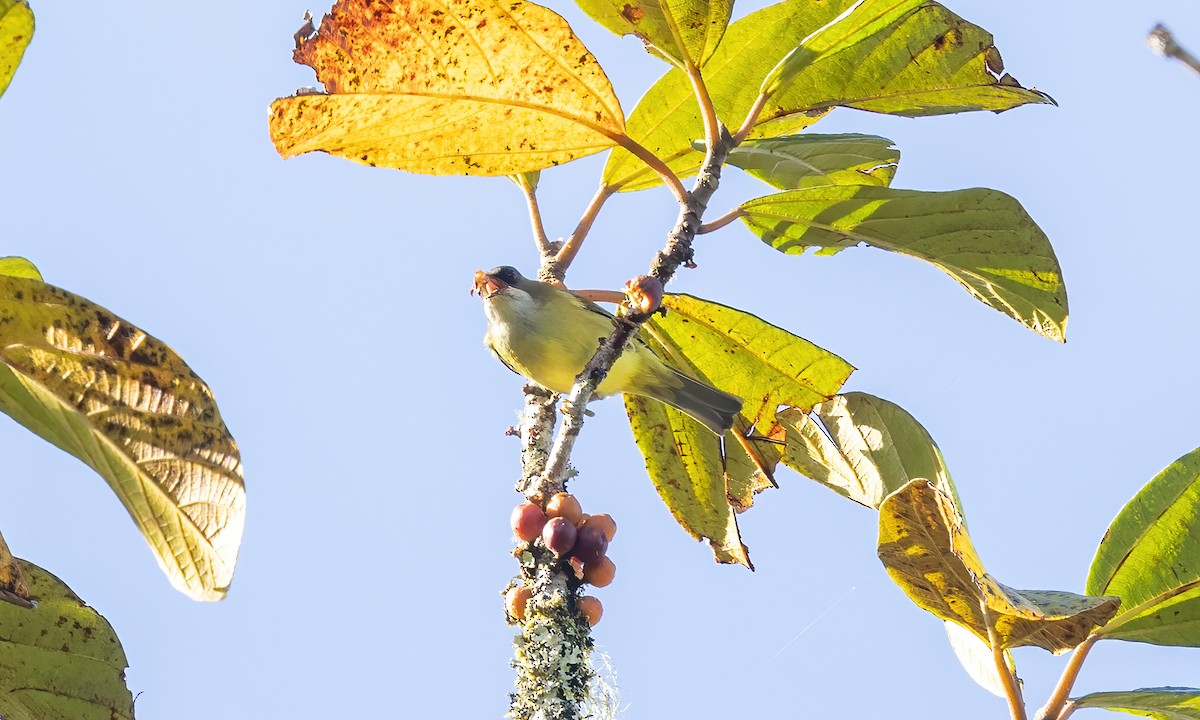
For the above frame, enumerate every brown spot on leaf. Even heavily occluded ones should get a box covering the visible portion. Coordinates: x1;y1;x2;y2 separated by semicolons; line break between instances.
621;4;645;22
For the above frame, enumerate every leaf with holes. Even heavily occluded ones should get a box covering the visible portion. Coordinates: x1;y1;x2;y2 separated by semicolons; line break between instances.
1088;447;1200;646
879;480;1120;652
0;0;32;100
740;185;1067;341
270;0;625;175
0;559;133;720
0;275;245;601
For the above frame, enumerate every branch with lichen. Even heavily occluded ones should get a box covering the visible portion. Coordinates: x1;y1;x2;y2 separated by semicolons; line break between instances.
506;128;736;720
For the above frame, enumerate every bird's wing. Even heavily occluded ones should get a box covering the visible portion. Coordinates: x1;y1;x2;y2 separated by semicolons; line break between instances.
567;291;658;352
484;335;521;377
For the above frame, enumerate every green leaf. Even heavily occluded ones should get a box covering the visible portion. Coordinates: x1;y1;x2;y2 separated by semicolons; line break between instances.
0;275;245;601
778;391;955;510
603;0;1049;192
1088;447;1200;646
879;480;1121;652
0;559;133;720
624;396;752;567
0;0;32;100
701;133;899;190
574;0;732;68
644;294;854;433
0;256;41;281
1072;688;1200;719
761;0;1053;122
740;185;1067;342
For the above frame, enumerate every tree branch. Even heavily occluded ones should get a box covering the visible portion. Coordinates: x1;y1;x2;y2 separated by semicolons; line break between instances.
1148;24;1200;77
1034;635;1098;720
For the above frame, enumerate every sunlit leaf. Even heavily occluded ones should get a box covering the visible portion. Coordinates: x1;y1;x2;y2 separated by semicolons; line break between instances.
270;0;625;175
574;0;731;68
0;275;245;601
604;0;1048;192
1073;688;1200;719
778;391;954;509
0;530;29;608
644;294;853;433
0;0;32;100
0;256;41;281
760;0;1052;124
700;133;899;190
879;480;1120;652
624;396;751;567
1088;447;1200;646
740;185;1067;342
0;560;132;720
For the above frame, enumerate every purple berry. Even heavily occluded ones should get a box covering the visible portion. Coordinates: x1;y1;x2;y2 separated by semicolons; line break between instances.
542;517;577;555
571;525;608;565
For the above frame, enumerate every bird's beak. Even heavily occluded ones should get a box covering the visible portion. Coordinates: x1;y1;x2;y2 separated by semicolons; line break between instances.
472;270;509;298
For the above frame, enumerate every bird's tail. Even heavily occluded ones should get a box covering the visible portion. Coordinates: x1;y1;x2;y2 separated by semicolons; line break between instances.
654;369;743;435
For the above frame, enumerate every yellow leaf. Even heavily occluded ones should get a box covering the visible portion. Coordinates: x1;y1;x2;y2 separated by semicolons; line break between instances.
0;530;29;608
270;0;625;175
0;0;32;100
878;480;1119;652
0;276;245;601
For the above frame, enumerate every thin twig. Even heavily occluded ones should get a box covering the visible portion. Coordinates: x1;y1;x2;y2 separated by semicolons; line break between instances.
985;605;1027;720
571;289;625;305
698;208;744;234
734;92;771;144
517;179;556;263
543;186;614;284
1148;24;1200;77
613;135;688;204
1034;635;1098;720
685;60;723;152
1057;701;1078;720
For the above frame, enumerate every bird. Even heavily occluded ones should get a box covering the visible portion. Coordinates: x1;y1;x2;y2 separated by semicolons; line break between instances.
473;265;742;435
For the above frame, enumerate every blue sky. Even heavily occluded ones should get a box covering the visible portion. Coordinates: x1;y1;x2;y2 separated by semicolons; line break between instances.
2;0;1200;718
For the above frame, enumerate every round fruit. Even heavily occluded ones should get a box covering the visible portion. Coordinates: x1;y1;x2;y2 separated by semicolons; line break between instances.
506;586;532;622
545;493;584;525
542;516;578;555
583;557;616;588
624;275;664;314
511;502;548;542
580;513;616;542
571;525;609;565
578;596;603;626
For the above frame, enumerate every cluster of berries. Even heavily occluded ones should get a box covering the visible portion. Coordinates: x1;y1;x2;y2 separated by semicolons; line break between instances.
506;492;617;626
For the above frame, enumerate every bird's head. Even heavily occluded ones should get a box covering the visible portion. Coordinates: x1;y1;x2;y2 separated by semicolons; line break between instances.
472;266;525;300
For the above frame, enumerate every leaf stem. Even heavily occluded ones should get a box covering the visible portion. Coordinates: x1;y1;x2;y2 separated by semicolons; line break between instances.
572;289;625;305
698;208;744;234
985;605;1027;720
733;92;771;144
1148;24;1200;77
685;61;723;153
542;186;615;284
613;135;688;204
516;178;555;263
1034;634;1098;720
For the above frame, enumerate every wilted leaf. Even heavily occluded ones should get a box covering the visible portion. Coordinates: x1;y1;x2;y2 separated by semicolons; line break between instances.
0;0;32;100
270;0;625;175
879;480;1120;652
643;294;853;433
701;133;899;190
0;275;245;601
604;0;1048;191
0;530;29;607
0;560;132;720
574;0;731;68
0;256;41;281
1073;688;1200;720
624;396;751;567
740;185;1067;342
1088;447;1200;646
778;392;954;509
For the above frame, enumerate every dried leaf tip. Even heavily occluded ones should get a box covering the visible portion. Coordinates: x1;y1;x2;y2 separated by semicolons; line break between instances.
294;11;316;49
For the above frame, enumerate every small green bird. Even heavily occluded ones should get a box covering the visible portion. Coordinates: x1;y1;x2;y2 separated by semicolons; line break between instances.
474;266;742;435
